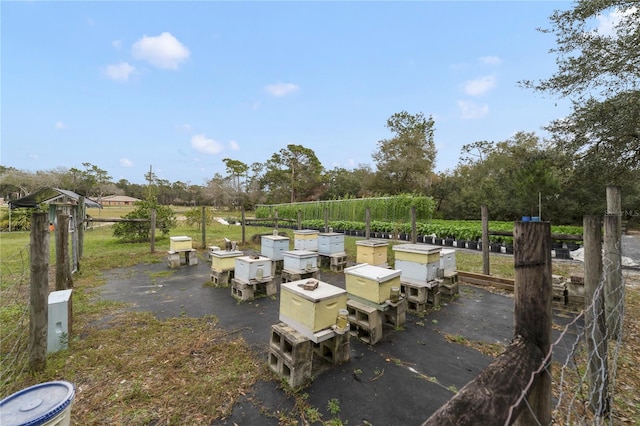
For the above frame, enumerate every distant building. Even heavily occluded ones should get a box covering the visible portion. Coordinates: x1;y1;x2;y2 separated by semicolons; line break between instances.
101;195;141;207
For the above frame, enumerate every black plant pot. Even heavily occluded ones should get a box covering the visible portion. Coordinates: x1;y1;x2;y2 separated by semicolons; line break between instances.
490;243;502;253
434;237;444;245
445;238;454;247
505;245;514;254
424;236;434;244
555;248;571;259
566;242;579;251
456;240;467;249
467;241;478;250
552;242;563;250
417;235;424;243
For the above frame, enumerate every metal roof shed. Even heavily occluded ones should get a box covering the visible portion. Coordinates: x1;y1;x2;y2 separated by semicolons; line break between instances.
8;188;101;209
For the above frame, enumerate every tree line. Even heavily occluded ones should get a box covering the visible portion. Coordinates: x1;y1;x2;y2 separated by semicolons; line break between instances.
1;1;638;226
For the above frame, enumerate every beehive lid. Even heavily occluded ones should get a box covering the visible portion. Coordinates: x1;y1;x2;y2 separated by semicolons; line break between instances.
211;250;244;258
355;239;389;247
392;243;441;254
294;229;319;235
237;255;269;263
344;263;401;281
262;235;289;241
319;232;342;237
170;236;191;242
283;250;317;258
440;248;456;256
281;279;346;302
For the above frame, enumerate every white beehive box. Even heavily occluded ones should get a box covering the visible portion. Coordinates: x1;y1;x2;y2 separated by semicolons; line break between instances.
344;263;401;304
283;250;318;273
294;230;319;251
211;250;244;272
235;255;272;282
393;243;441;282
261;235;290;261
355;239;389;266
170;236;192;252
48;289;72;353
440;248;457;276
280;280;347;339
318;232;344;255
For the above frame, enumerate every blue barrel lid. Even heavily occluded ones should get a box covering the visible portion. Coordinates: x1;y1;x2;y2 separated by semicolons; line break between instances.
0;381;75;426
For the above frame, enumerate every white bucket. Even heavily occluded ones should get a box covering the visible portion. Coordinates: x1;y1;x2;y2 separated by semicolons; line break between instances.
0;381;75;426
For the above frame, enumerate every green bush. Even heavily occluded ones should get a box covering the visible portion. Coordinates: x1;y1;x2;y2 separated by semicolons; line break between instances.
113;199;177;242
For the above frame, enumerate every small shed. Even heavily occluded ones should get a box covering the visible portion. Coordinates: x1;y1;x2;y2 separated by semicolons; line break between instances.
100;195;141;207
9;187;102;226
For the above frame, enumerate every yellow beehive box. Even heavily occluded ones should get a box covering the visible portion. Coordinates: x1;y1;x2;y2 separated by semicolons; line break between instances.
355;239;389;266
211;250;244;272
280;280;347;339
392;243;441;264
344;263;401;304
169;236;192;252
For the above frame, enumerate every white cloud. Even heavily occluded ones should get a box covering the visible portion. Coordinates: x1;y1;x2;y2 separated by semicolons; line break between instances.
265;82;299;97
120;158;134;167
463;74;497;96
229;140;240;151
457;100;489;119
54;121;66;130
191;134;223;155
112;40;122;49
594;7;637;36
104;62;136;82
479;56;502;65
132;32;190;70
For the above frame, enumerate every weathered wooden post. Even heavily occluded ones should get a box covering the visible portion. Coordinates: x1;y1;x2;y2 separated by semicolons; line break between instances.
29;212;48;372
201;206;207;249
274;209;279;231
583;215;610;416
411;206;417;244
365;207;371;239
150;209;156;253
513;220;552;425
78;196;85;259
241;208;246;245
604;185;623;340
297;209;302;230
481;205;489;275
55;214;73;290
324;207;329;232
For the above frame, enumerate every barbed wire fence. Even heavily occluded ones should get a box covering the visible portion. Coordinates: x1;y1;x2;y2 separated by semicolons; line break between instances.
0;243;32;389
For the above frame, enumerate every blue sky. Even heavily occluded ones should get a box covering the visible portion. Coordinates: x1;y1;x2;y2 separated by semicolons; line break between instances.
2;1;595;186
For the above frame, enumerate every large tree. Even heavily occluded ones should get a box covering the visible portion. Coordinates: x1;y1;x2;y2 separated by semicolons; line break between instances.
262;144;324;203
522;1;640;178
372;111;437;195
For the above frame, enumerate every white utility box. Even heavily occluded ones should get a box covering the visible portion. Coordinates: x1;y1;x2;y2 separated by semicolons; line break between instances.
48;289;73;353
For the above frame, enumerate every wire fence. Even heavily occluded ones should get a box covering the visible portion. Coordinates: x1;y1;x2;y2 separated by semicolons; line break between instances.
0;243;32;388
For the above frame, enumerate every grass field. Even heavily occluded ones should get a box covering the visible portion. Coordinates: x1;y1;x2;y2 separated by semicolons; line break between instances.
1;213;638;424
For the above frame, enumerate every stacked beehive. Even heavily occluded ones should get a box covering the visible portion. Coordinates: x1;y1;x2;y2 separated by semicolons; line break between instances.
260;234;290;274
317;232;347;272
281;250;319;283
270;279;350;387
343;263;405;344
355;239;389;267
392;244;443;313
167;236;198;268
231;254;276;301
438;248;459;296
210;249;244;287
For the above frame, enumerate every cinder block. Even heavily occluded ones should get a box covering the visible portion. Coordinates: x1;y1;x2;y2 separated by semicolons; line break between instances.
384;299;407;328
210;270;232;287
270;323;312;366
401;282;428;303
167;251;180;268
281;269;319;283
187;249;198;265
268;349;312;388
407;299;427;314
347;299;383;345
313;333;350;365
231;279;255;301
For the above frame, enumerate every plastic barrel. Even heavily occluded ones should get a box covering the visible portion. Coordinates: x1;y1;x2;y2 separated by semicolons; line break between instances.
531;216;541;222
0;381;75;426
521;216;531;222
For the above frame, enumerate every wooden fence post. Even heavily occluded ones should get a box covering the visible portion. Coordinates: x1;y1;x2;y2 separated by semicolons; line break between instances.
297;210;302;230
274;209;279;231
201;206;207;249
604;184;623;340
481;205;489;275
324;208;329;232
365;207;371;239
241;208;246;245
55;214;73;290
583;215;610;416
150;209;156;253
513;220;552;425
29;212;49;372
411;206;417;244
